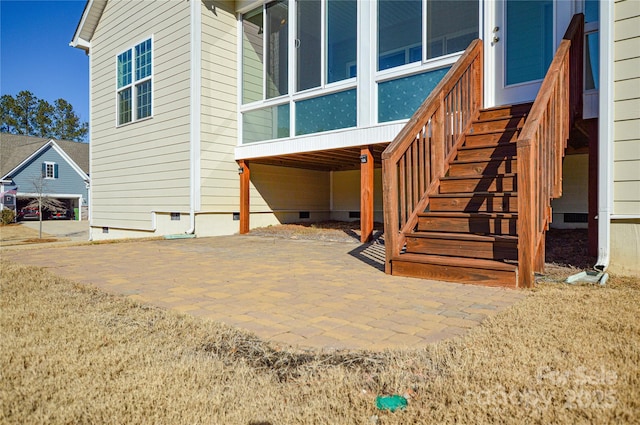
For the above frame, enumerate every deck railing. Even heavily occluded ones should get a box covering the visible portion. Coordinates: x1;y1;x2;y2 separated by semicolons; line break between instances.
517;14;584;287
382;40;483;273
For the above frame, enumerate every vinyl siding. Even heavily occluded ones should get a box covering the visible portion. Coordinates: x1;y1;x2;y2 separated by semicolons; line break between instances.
11;146;88;200
613;0;640;215
199;0;241;212
90;0;192;230
249;164;330;212
331;169;383;213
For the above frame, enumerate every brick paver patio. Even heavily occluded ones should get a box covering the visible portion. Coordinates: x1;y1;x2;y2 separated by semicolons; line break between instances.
3;235;526;350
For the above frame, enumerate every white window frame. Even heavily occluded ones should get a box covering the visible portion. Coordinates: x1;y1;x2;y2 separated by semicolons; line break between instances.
237;0;481;144
44;161;56;179
115;36;154;127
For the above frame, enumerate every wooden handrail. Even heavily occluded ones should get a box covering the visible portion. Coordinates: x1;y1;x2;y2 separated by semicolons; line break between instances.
382;40;483;274
517;14;584;287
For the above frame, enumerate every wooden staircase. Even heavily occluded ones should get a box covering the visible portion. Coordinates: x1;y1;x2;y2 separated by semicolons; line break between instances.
391;103;532;288
382;15;583;288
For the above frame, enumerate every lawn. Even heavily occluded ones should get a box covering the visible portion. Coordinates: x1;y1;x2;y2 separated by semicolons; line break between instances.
0;223;58;245
1;260;638;424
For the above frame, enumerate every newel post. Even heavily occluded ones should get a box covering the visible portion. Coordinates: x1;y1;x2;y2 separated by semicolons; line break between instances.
517;139;535;288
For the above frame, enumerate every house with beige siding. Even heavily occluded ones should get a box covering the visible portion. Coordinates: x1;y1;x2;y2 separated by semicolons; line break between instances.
72;0;639;285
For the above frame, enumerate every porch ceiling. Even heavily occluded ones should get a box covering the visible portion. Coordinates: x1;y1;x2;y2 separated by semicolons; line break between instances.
241;143;390;172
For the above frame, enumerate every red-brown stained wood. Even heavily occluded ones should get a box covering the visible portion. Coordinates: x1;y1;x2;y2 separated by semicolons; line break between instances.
448;158;517;177
417;212;518;235
456;143;517;162
439;174;517;194
516;14;583;287
470;116;527;133
360;146;374;243
464;130;521;147
239;160;250;235
405;233;518;260
478;103;532;120
392;254;517;288
429;193;518;213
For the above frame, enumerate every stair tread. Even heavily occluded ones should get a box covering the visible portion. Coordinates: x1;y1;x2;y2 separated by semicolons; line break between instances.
406;231;518;242
418;211;518;218
392;253;518;272
480;103;533;113
430;191;517;197
468;128;521;136
473;114;528;124
458;141;517;150
451;156;518;165
441;173;517;181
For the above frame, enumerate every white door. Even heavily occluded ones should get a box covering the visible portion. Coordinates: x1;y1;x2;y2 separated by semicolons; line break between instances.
485;0;573;108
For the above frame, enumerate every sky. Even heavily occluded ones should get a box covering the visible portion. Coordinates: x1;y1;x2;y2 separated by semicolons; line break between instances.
1;0;89;123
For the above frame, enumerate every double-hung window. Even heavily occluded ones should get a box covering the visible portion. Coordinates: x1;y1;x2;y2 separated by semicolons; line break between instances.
117;38;153;125
42;162;58;179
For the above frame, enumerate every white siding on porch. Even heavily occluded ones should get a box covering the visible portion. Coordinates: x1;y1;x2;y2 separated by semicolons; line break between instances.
90;0;191;230
613;0;640;216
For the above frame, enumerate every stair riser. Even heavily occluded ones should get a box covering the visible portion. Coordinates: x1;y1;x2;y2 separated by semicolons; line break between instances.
405;237;517;261
478;104;532;120
465;131;520;147
456;144;517;162
448;159;517;177
471;116;526;133
439;176;516;193
417;216;518;235
430;195;518;213
392;261;517;287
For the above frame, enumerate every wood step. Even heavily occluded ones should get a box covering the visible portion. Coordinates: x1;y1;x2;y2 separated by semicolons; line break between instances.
478;103;533;120
465;129;520;147
405;232;518;260
448;157;517;177
429;192;518;213
417;212;518;235
471;116;527;133
456;143;517;162
391;253;518;287
439;174;517;193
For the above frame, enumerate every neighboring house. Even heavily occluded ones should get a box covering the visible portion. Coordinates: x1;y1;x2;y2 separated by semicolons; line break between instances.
71;0;639;282
0;133;90;220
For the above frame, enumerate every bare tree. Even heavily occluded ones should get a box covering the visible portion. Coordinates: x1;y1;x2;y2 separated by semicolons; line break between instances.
25;175;65;239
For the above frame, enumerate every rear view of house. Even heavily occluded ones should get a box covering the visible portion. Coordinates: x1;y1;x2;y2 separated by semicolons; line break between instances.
71;0;639;284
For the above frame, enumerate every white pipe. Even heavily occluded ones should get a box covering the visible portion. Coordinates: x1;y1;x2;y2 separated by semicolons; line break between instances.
595;0;613;272
186;0;202;234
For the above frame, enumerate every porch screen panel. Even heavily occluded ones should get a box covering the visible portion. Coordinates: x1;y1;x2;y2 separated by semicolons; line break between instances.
243;7;264;104
297;0;321;91
243;104;290;144
327;0;357;83
266;0;289;99
505;0;553;85
426;1;478;59
295;89;356;135
378;67;449;123
378;0;422;71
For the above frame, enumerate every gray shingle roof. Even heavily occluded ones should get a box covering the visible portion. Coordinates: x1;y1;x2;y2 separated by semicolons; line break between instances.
0;133;89;177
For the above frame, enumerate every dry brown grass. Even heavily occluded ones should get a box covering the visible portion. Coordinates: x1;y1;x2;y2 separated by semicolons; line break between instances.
0;223;59;245
2;260;639;424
